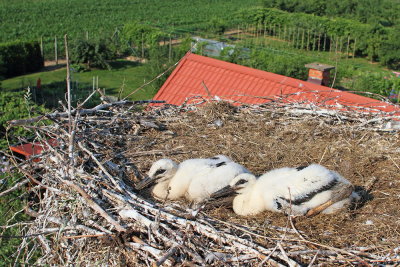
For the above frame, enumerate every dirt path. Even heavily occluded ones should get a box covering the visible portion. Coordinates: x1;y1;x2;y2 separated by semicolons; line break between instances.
42;59;67;71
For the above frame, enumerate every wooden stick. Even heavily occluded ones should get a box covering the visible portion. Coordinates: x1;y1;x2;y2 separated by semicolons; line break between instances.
155;246;178;266
62;234;109;239
0;179;29;197
61;179;126;232
8;100;165;126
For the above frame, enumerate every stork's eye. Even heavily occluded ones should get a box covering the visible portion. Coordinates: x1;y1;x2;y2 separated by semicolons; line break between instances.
296;165;308;171
235;179;247;186
155;169;166;176
216;162;226;167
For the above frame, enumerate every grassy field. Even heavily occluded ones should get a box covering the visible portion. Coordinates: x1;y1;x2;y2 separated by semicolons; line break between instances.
2;60;158;108
0;0;260;43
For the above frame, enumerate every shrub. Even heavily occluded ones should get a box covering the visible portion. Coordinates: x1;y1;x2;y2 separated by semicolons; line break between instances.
71;39;113;70
350;72;399;97
378;27;400;70
207;17;227;35
0;40;44;78
248;49;308;80
120;21;164;58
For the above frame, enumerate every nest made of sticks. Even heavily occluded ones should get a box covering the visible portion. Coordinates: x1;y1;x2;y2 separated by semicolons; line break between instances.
3;99;400;266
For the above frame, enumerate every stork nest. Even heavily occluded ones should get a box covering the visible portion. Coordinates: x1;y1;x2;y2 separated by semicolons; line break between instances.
2;99;400;266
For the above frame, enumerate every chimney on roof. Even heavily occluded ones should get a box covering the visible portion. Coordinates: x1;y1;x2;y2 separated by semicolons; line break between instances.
305;63;335;86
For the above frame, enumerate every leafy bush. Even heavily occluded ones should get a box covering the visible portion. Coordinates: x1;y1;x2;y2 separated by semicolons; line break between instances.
120;22;165;58
0;41;44;78
206;17;227;35
378;27;400;70
347;72;399;97
71;39;113;70
247;49;308;80
70;63;89;73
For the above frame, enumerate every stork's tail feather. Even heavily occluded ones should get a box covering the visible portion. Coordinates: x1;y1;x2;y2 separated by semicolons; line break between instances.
306;183;355;217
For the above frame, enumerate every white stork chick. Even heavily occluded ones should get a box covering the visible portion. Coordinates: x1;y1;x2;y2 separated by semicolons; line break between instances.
210;164;359;216
136;155;250;203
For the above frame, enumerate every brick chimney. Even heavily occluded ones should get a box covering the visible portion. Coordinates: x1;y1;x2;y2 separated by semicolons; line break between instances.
305;63;335;86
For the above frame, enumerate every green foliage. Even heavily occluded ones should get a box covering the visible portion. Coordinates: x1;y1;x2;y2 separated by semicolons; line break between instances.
0;89;47;149
378;27;400;70
0;0;259;59
0;171;33;265
206;17;227;35
120;22;164;58
349;72;400;96
238;7;397;69
238;7;373;37
144;36;193;89
247;49;308;80
71;39;113;70
174;36;193;59
0;83;47;263
0;41;44;78
262;0;400;27
70;63;89;73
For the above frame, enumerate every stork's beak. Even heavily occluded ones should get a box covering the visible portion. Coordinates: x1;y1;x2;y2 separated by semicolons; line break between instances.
135;175;158;190
210;185;237;199
205;185;238;208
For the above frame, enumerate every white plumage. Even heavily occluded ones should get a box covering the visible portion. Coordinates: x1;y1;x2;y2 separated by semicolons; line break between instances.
136;155;250;203
210;164;359;216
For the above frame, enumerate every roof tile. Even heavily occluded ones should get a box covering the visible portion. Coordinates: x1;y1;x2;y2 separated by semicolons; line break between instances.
152;53;400;115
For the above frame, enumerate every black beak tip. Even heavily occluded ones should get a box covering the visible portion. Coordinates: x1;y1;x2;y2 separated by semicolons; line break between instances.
210;186;236;199
135;176;156;190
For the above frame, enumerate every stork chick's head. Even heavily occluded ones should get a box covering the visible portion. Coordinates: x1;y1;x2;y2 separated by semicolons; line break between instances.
209;173;256;200
135;159;178;190
229;173;257;193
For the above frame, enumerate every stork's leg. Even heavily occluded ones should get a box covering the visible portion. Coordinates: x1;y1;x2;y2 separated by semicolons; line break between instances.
306;184;354;217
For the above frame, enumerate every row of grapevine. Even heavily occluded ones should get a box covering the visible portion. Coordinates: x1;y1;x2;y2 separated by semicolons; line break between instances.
0;0;255;43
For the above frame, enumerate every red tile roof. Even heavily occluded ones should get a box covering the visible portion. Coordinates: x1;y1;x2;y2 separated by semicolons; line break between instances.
10;139;58;161
152;53;400;115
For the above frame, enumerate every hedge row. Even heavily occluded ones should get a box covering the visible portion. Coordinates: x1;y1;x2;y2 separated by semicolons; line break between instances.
0;40;44;78
237;8;396;63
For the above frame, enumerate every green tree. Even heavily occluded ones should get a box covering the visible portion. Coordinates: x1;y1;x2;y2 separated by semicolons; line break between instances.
120;21;164;59
248;49;308;80
207;17;227;35
71;39;113;70
379;27;400;70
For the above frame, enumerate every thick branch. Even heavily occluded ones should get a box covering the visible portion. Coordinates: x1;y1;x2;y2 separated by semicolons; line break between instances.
0;179;29;197
8;100;165;127
61;179;126;232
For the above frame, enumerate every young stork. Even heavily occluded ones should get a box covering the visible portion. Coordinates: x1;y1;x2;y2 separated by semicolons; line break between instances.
136;155;250;203
210;164;359;216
